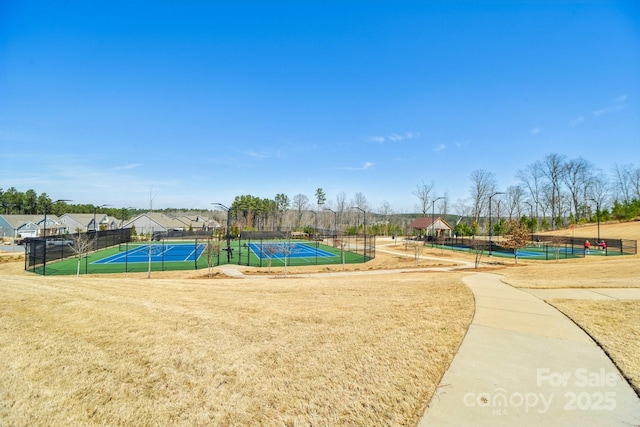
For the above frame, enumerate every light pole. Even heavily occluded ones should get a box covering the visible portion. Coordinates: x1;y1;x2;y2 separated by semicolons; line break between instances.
524;201;534;243
42;199;71;275
212;203;233;263
324;208;343;267
431;196;444;247
590;198;601;243
488;192;504;256
324;208;337;238
309;210;317;240
351;206;366;260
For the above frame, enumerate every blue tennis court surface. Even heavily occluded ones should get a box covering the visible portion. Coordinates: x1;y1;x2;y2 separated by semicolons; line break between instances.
248;242;336;260
94;243;206;264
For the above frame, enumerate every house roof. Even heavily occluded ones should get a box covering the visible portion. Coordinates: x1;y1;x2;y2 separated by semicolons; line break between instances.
126;212;190;230
60;213;108;224
408;216;452;230
0;214;63;229
180;215;221;229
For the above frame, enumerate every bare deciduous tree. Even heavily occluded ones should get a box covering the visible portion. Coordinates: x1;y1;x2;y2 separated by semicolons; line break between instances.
334;191;347;228
411;241;424;266
279;242;299;277
563;157;593;221
262;242;281;272
612;163;634;203
505;185;524;219
413;180;435;215
69;233;95;277
538;154;567;226
470;238;485;269
439;190;450;216
378;201;393;236
350;192;369;211
517;162;544;220
469;169;496;227
292;194;309;230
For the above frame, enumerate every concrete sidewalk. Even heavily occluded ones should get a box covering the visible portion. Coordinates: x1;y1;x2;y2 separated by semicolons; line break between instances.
419;272;640;426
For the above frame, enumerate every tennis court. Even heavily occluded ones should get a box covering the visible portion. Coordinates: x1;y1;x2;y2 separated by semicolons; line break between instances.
33;233;375;276
94;242;207;264
248;242;337;260
435;242;587;260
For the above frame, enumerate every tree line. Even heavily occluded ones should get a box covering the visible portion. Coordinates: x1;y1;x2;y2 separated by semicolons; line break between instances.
0;189;185;221
451;155;640;236
3;153;639;237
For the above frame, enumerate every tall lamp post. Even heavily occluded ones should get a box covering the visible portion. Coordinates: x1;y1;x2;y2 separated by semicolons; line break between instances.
488;191;504;256
431;196;444;247
212;203;233;263
309;210;317;240
351;206;366;260
524;201;534;243
590;198;601;243
324;208;337;238
42;199;71;276
324;208;343;267
308;210;318;264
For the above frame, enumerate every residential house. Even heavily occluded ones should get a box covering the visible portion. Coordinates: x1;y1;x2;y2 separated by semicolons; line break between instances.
123;212;190;236
180;215;221;232
59;213;117;233
0;214;67;239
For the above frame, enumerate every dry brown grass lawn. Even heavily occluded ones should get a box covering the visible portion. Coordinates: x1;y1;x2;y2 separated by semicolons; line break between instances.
1;221;636;425
0;256;473;426
548;299;640;395
497;221;640;398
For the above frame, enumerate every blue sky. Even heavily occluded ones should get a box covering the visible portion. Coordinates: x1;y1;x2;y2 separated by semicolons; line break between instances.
1;1;639;212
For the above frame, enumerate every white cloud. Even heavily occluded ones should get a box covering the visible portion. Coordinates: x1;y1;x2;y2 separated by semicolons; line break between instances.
245;150;270;159
113;163;142;170
367;136;386;143
433;143;446;152
569;116;584;126
530;128;541;135
388;131;420;142
368;131;420;143
336;162;375;171
593;95;627;117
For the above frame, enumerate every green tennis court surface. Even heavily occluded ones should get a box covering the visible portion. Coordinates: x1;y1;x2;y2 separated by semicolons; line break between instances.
42;239;368;275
